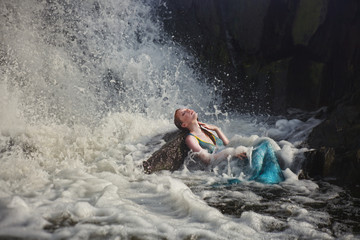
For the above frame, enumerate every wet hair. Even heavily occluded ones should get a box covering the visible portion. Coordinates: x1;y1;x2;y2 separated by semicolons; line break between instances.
174;109;187;131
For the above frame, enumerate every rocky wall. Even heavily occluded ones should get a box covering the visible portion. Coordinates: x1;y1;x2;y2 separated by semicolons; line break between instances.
158;0;360;114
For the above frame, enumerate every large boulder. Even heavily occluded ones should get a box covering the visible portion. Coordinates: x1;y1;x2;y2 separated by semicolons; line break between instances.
143;131;189;174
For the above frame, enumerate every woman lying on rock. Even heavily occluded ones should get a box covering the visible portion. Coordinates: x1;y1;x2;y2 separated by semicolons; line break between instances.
174;108;285;184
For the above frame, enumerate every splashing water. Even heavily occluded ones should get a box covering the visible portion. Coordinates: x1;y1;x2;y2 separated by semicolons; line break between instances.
1;0;218;124
0;0;359;239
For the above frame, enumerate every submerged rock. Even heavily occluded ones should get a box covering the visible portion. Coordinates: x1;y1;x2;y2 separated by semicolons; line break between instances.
143;131;189;174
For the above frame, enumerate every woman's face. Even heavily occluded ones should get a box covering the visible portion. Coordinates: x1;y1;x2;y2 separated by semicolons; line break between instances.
176;108;197;128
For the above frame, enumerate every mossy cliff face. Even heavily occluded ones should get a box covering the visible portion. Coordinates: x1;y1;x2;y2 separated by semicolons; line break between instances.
292;0;328;46
157;0;360;185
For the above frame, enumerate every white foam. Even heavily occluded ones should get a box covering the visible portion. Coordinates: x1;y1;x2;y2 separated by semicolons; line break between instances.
0;196;50;239
266;117;322;144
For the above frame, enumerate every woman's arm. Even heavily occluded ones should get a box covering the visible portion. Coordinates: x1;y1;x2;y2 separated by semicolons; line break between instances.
185;134;247;165
196;147;237;165
185;135;217;164
185;135;234;165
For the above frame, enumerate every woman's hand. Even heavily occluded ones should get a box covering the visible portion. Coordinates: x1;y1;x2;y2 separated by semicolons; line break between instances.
198;122;218;131
198;121;229;146
236;152;247;160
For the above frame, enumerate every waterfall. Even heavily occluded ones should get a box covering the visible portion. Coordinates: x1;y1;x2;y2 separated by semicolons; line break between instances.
0;0;220;128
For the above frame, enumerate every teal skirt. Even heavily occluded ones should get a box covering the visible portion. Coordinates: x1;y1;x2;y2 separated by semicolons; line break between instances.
247;140;285;184
226;140;285;185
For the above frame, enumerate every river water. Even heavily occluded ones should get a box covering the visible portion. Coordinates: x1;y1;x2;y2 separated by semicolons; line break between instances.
0;0;359;239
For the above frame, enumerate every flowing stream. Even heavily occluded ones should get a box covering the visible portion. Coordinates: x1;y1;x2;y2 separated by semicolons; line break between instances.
0;1;359;239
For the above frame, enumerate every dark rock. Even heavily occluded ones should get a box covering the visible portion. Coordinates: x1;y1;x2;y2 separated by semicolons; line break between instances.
143;131;189;174
304;90;360;186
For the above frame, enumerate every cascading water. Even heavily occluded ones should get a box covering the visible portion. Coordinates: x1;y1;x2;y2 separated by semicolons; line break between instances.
0;1;359;239
1;0;219;123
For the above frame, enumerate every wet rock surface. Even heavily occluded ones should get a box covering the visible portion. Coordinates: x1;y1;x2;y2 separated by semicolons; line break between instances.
143;131;189;174
304;90;360;186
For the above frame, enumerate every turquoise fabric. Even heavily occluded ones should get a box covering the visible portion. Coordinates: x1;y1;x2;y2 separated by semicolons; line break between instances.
188;132;223;154
212;140;285;186
189;132;284;184
247;140;284;184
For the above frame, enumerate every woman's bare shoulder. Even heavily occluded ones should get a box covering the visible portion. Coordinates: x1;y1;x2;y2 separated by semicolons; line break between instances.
185;134;202;152
185;134;196;142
